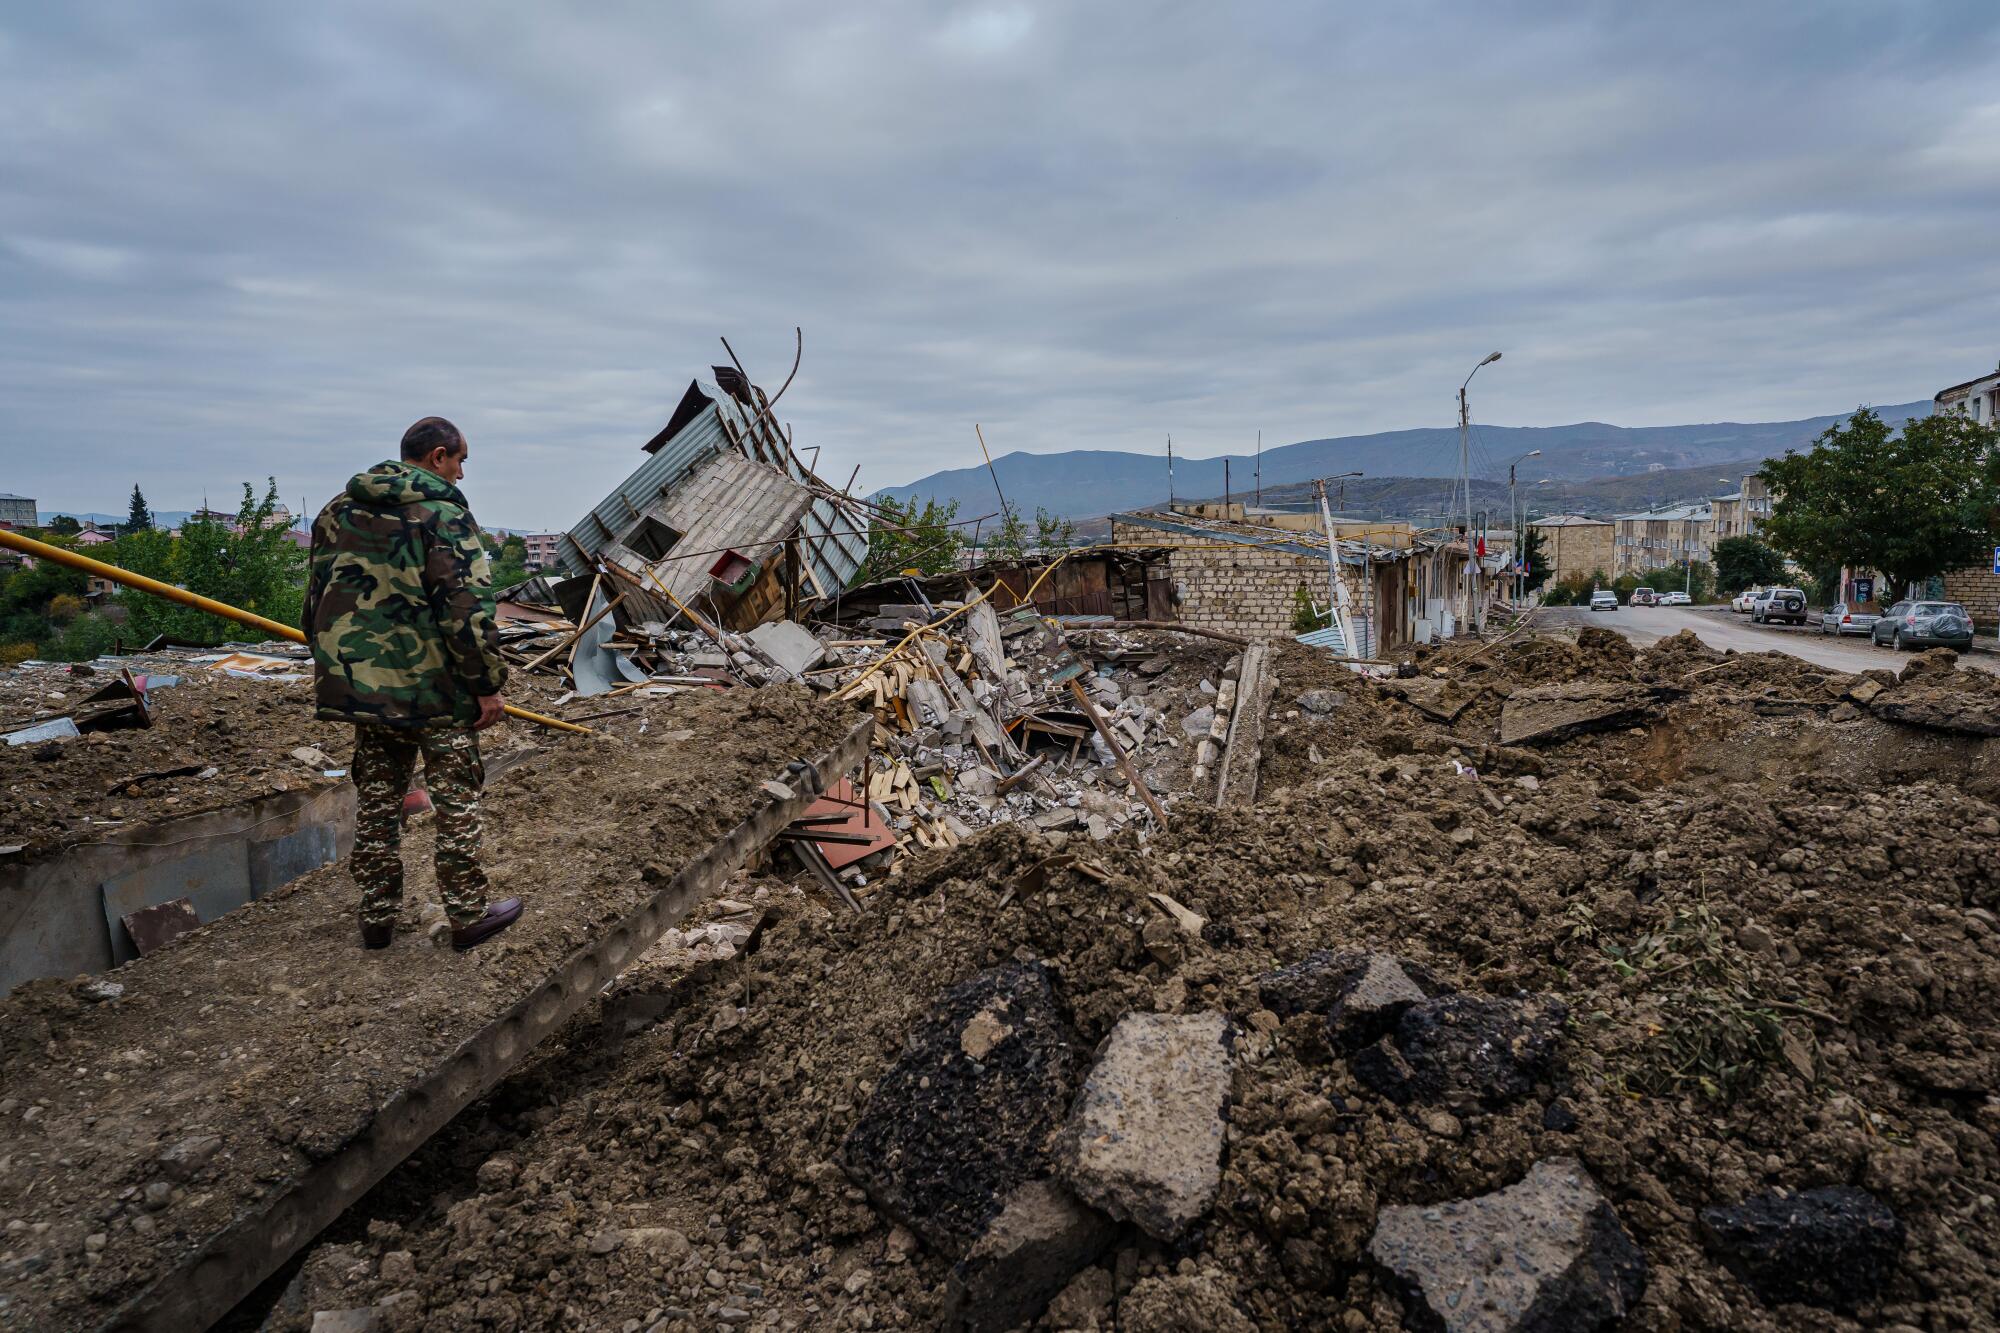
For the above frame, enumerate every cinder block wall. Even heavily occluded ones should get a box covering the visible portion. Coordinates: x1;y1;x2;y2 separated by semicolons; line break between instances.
1943;565;2000;625
1112;521;1371;638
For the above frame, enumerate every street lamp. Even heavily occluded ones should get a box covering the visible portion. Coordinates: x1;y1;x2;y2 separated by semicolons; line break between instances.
1458;353;1502;630
1505;449;1541;604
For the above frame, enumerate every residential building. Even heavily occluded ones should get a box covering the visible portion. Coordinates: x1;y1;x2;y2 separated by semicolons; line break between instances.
1528;514;1615;584
74;528;115;546
1935;359;2000;425
1937;358;2000;622
0;492;36;529
1614;502;1714;576
1708;474;1772;544
522;532;562;572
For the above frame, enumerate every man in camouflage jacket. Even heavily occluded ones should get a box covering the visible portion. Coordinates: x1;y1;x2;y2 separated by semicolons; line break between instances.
305;416;524;951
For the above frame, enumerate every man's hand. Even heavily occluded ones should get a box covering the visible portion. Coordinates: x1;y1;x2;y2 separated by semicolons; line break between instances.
473;693;506;731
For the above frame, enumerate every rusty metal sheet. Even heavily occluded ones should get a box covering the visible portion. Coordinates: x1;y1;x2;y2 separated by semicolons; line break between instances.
119;898;200;955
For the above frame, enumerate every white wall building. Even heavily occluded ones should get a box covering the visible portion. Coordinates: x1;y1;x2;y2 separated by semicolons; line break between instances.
1935;360;2000;424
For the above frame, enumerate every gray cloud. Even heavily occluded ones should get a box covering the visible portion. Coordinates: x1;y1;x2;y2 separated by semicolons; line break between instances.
2;1;1997;524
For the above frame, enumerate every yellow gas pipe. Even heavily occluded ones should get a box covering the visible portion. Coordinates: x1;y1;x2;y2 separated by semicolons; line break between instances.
0;527;592;736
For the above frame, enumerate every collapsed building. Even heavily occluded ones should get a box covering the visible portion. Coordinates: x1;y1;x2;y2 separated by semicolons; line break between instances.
1110;507;1487;653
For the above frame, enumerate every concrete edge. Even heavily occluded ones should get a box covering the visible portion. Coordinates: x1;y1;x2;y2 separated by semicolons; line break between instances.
90;713;872;1333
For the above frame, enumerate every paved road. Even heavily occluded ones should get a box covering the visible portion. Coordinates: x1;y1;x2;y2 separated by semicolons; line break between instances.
1540;604;2000;676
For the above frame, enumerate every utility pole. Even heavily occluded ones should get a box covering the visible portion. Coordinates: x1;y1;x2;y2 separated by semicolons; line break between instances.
1167;436;1174;512
1504;448;1540;606
1458;352;1502;631
1224;459;1230;515
1255;429;1262;507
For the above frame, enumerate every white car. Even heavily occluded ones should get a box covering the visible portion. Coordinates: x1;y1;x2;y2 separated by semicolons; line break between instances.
1589;590;1618;611
1731;588;1764;613
1661;591;1692;606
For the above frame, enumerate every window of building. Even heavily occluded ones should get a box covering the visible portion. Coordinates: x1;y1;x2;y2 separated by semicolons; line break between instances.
622;516;685;561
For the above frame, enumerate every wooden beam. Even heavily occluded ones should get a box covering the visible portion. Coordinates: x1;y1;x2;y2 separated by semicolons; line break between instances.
1066;677;1169;827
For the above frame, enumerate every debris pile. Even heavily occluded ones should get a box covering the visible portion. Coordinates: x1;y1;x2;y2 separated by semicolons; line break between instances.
248;627;1999;1331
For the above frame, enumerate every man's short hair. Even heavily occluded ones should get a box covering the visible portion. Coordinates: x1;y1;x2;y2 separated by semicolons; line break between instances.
401;416;465;462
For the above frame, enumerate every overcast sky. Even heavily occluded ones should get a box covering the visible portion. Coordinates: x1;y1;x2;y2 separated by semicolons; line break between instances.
2;2;1996;526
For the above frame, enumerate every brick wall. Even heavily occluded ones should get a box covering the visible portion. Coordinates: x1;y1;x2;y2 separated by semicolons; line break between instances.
1537;523;1615;583
1943;564;2000;625
1111;520;1370;639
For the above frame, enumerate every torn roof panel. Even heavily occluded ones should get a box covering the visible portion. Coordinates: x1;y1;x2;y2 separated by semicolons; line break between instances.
558;378;868;596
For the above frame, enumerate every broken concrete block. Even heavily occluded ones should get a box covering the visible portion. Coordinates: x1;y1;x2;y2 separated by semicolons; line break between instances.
1497;683;1672;746
1351;993;1566;1111
745;620;827;675
1698;1185;1903;1311
1255;950;1444;1040
1181;705;1216;737
839;963;1076;1256
1056;1012;1233;1241
309;1312;382;1333
941;1180;1116;1333
1296;689;1346;716
1843;676;1885;705
1369;1157;1645;1333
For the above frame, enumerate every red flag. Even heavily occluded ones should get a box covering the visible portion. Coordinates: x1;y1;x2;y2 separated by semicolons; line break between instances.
1476;535;1486;557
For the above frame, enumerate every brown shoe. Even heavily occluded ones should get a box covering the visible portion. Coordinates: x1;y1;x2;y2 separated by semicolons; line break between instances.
451;897;524;952
361;922;393;950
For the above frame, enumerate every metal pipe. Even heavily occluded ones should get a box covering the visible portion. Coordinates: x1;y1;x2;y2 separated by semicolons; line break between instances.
0;527;592;736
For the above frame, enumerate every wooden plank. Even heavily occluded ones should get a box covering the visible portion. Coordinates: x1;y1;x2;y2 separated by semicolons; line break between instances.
1066;677;1169;826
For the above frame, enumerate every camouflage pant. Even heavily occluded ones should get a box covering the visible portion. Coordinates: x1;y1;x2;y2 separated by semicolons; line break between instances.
350;724;489;928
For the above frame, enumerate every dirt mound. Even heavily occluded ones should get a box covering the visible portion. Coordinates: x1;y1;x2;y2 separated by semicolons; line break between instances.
265;639;2000;1331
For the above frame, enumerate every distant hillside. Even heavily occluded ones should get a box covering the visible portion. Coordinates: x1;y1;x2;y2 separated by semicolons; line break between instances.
875;401;1932;520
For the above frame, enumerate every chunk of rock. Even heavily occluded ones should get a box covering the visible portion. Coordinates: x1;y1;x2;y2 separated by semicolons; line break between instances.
1351;993;1566;1110
1055;1011;1233;1241
1868;685;2000;738
1180;705;1216;738
1116;1273;1256;1332
1697;1185;1903;1311
309;1312;382;1333
158;1133;223;1181
1255;950;1447;1047
941;1180;1116;1333
1296;689;1347;716
1369;1157;1645;1332
838;962;1075;1256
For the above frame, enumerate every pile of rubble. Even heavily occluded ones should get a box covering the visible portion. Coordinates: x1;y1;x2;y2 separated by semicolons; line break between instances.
252;624;1997;1332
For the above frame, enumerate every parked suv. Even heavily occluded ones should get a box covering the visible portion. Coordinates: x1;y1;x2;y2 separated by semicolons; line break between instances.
1871;601;1974;651
1630;587;1658;606
1751;587;1807;625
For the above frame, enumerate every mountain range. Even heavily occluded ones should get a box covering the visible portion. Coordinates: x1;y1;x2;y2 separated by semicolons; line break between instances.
873;400;1933;521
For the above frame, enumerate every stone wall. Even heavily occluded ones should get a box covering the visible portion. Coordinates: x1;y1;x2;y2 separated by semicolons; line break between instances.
1537;523;1615;584
1943;563;2000;626
1110;521;1370;639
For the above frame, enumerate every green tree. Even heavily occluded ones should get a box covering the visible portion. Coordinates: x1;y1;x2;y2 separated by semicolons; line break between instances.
46;514;81;536
1033;507;1077;555
127;484;154;533
1711;536;1788;593
986;507;1031;563
863;495;964;581
108;479;306;644
488;534;528;590
1515;524;1549;592
1760;407;2000;599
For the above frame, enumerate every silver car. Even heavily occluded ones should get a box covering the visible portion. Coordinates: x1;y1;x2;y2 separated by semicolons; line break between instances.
1816;603;1878;637
1870;600;1974;651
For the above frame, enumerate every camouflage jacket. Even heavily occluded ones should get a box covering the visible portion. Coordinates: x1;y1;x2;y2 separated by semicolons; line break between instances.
304;461;509;728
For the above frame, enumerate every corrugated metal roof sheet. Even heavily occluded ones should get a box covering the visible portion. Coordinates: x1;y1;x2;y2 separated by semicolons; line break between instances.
1295;625;1349;653
552;380;868;596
